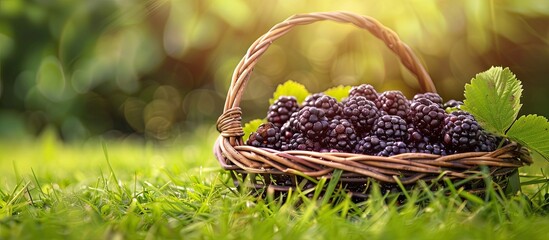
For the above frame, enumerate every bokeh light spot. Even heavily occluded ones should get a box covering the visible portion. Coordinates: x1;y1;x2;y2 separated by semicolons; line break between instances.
145;116;172;140
36;56;67;102
154;85;182;107
0;32;14;60
124;97;146;132
210;0;251;29
182;89;217;122
0;0;23;16
163;3;194;58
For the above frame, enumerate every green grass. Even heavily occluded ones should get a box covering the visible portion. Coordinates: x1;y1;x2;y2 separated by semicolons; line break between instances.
1;126;549;239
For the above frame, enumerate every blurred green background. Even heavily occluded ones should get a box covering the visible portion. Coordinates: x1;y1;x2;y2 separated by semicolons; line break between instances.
0;0;548;142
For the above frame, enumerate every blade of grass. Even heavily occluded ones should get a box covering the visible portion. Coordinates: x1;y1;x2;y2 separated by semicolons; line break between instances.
102;141;123;194
312;177;326;202
393;176;411;200
6;181;31;207
458;190;485;205
322;169;343;206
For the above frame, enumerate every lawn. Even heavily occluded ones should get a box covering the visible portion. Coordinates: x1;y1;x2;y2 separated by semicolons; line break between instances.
1;125;549;239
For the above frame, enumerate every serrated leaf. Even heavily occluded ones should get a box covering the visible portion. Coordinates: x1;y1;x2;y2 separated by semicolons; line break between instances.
243;119;266;142
507;114;549;160
269;80;310;105
461;67;522;135
323;85;352;102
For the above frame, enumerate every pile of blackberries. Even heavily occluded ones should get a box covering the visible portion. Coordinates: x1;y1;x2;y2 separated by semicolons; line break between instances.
246;84;499;156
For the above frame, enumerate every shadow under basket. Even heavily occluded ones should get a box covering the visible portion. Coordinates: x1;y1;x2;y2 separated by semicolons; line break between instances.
213;11;533;202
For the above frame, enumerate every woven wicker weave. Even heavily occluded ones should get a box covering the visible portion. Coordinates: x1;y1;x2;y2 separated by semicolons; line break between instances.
214;11;532;198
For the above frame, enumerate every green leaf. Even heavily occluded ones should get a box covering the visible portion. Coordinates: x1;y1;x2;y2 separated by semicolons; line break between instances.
269;80;310;105
461;67;522;135
506;114;549;159
444;106;460;114
504;170;521;196
243;119;266;142
323;85;352;102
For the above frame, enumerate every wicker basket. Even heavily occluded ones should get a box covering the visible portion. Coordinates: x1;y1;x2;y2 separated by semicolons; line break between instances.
213;11;532;200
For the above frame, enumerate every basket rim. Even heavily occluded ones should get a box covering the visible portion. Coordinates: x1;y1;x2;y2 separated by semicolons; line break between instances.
215;135;531;184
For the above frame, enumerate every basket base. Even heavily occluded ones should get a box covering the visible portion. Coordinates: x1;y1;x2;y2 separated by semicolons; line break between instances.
228;169;519;203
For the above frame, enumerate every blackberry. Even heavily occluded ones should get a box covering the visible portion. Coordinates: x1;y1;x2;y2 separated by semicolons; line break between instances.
320;148;341;153
288;133;321;151
426;142;450;155
372;115;408;141
407;126;426;143
349;84;378;102
267;96;299;127
409;98;446;138
302;93;325;108
246;122;281;149
296;106;329;140
324;118;358;152
376;91;410;119
378;141;409;156
474;131;498;152
354;136;386;155
342;96;381;135
307;95;343;119
412;92;443;107
443;99;463;109
442;111;481;152
280;112;299;150
408;138;450;155
425;142;449;155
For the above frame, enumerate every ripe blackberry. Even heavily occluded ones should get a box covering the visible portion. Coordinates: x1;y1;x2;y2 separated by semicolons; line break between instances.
302;93;325;108
288;133;321;151
378;141;409;156
474;131;498;152
267;96;299;127
354;136;386;155
376;91;410;119
296;106;329;140
280;112;299;150
408;138;450;156
372;115;408;141
443;99;463;109
348;84;378;102
307;95;343;119
442;111;481;152
342;96;380;135
324;118;358;152
409;98;447;138
407;126;425;143
320;148;341;153
412;92;443;107
246;122;281;149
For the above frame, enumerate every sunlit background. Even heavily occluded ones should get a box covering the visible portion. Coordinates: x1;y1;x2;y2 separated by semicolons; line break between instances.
0;0;548;142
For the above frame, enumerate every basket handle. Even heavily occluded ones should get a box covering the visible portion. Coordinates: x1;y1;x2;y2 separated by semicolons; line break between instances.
217;11;436;139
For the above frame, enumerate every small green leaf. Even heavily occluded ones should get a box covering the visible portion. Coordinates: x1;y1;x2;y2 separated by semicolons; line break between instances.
505;170;521;196
461;67;522;135
507;114;549;159
445;106;460;114
269;80;310;105
243;119;266;142
323;85;352;102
